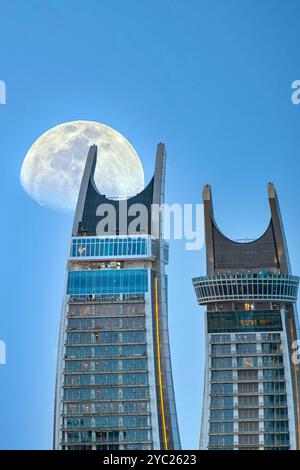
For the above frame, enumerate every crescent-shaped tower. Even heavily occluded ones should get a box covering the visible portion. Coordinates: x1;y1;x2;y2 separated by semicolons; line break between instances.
54;144;181;450
193;184;300;450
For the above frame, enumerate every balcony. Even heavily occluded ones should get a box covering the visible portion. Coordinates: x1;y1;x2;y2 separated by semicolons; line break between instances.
193;273;299;305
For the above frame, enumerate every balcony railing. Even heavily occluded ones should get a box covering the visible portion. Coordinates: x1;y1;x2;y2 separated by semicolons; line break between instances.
193;273;299;304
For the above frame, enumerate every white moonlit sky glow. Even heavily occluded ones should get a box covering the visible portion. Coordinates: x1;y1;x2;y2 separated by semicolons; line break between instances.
20;120;145;211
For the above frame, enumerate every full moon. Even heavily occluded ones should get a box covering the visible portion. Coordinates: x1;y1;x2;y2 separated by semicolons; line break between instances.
20;120;145;211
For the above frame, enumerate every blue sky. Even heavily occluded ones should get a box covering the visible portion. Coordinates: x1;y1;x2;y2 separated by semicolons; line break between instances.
1;0;300;449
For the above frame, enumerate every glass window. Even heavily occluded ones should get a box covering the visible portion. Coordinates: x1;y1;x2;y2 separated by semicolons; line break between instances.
210;422;233;434
210;409;233;421
211;344;231;355
238;382;258;394
261;333;281;341
207;310;282;333
262;342;282;354
236;334;256;341
264;395;287;406
264;421;289;433
65;344;147;359
70;237;150;259
211;383;233;395
211;357;232;369
264;433;290;445
264;408;288;420
208;435;233;448
210;396;233;408
236;343;257;355
238;434;259;446
237;357;258;368
67;269;148;296
211;334;231;343
238;395;259;407
262;356;283;367
237;369;258;381
263;368;285;380
238;409;259;420
263;381;286;393
211;370;233;381
238;421;259;432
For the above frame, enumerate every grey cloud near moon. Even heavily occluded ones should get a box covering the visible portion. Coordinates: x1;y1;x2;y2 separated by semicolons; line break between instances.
20;120;145;211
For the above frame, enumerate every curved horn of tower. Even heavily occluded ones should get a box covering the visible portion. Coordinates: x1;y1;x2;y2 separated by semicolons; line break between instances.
267;182;291;274
202;183;292;277
72;145;98;236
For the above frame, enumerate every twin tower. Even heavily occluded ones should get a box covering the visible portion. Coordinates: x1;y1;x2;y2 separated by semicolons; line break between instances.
54;143;300;450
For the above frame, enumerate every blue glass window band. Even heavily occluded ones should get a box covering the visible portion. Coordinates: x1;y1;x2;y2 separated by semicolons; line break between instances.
67;269;148;296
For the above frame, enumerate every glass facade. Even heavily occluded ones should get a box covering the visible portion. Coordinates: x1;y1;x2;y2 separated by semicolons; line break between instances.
208;331;291;450
193;273;299;304
207;310;282;333
61;294;153;450
70;236;156;259
67;269;148;296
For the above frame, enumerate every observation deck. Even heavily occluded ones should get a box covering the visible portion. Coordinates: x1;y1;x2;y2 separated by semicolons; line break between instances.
193;272;299;305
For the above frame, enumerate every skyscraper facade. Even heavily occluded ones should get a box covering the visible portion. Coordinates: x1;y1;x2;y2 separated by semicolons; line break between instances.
54;144;181;450
193;184;300;450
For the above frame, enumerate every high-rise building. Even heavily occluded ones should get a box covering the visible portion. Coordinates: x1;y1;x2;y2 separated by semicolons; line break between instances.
54;143;181;450
193;183;300;450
